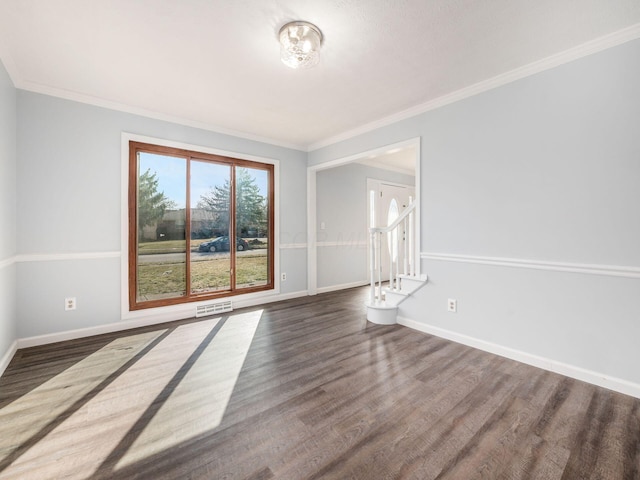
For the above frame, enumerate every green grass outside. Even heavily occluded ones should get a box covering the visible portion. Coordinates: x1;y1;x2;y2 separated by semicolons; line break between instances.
137;255;268;300
138;240;188;255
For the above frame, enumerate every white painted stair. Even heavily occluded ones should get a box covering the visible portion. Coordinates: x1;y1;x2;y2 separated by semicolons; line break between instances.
365;199;424;325
366;274;428;325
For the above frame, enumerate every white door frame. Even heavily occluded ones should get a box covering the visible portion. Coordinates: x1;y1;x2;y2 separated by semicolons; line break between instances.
307;137;421;295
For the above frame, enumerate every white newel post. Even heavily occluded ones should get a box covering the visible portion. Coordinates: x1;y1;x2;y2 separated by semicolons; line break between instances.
403;217;408;276
409;209;415;277
369;230;376;304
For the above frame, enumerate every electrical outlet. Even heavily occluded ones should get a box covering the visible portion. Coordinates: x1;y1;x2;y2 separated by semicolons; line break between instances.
281;272;287;281
65;297;77;311
447;298;457;313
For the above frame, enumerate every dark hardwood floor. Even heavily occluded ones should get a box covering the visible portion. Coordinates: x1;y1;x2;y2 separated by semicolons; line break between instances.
1;286;639;479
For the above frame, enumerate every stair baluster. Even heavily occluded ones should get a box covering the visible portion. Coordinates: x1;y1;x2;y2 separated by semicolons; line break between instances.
366;200;427;324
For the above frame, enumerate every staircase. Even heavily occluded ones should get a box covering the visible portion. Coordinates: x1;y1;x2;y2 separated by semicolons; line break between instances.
365;200;428;325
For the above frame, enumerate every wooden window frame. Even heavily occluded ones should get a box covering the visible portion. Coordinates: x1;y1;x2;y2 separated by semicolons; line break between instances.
128;141;275;310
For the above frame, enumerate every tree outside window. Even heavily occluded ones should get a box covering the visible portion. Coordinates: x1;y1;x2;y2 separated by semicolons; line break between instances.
129;142;274;310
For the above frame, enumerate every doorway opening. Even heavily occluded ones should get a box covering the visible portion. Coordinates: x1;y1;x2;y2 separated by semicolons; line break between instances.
307;138;421;294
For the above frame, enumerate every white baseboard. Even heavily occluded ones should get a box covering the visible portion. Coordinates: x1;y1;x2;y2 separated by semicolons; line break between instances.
317;281;368;294
17;289;309;349
0;340;18;377
235;289;309;307
397;316;640;400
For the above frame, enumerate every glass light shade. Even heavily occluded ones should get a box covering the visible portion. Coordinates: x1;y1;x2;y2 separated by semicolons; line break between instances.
279;21;323;69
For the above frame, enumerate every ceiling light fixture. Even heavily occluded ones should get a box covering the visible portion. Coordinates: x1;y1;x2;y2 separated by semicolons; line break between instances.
279;21;323;69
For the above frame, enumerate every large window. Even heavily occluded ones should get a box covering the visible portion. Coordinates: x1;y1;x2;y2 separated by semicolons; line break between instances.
129;141;274;310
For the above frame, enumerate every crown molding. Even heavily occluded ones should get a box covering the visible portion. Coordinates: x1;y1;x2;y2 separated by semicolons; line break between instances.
4;22;640;153
308;22;640;151
12;78;307;152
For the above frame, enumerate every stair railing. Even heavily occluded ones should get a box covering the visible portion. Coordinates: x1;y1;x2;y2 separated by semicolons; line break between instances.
369;200;416;305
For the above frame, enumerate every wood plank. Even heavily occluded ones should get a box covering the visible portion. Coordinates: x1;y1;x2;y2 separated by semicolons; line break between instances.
0;286;639;479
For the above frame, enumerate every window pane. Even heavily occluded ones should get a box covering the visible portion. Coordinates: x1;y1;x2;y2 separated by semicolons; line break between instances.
235;167;269;288
190;160;231;293
136;152;187;302
130;141;274;310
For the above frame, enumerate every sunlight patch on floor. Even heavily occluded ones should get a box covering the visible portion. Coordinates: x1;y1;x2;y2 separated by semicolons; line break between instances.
0;312;262;479
114;310;262;470
0;330;166;470
0;321;217;479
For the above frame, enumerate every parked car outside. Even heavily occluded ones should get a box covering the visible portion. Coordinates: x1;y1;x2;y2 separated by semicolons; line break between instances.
198;236;249;252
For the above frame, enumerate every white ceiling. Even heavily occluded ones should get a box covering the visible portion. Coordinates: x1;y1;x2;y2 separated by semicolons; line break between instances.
1;1;640;150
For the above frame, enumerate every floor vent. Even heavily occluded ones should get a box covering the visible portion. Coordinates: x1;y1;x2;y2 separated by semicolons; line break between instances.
195;300;233;318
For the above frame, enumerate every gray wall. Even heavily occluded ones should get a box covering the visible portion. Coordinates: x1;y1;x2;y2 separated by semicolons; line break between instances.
310;39;640;385
316;163;414;289
0;60;17;361
4;36;640;392
16;92;307;338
